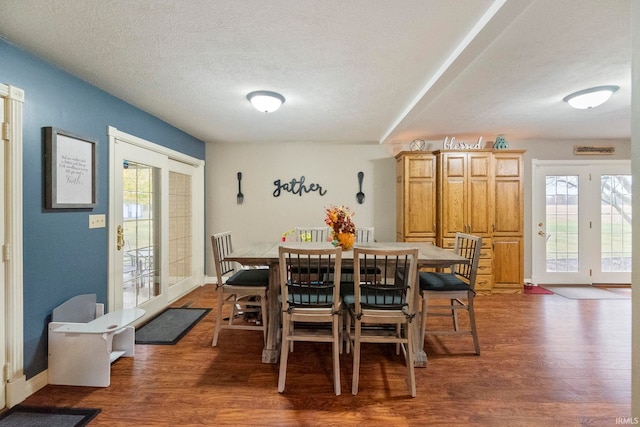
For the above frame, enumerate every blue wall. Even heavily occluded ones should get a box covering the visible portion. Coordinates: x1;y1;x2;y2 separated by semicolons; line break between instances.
0;39;206;378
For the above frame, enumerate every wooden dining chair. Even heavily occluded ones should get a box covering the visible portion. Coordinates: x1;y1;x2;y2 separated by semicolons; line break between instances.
294;226;330;243
278;244;343;395
345;246;419;397
211;231;269;347
355;227;375;243
419;232;482;355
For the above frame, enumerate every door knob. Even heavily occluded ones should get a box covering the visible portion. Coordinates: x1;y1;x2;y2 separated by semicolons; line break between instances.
538;230;546;236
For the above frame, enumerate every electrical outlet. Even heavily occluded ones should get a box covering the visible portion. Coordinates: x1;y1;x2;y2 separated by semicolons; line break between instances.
89;214;106;229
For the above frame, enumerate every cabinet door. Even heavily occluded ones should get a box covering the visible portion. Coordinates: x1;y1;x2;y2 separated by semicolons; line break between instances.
440;153;466;238
407;179;436;235
396;159;404;241
397;154;436;240
493;153;523;236
493;237;523;292
405;156;436;238
440;152;492;237
467;152;492;236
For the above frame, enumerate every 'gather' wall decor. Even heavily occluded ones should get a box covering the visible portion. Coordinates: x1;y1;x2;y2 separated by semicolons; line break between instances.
273;176;327;197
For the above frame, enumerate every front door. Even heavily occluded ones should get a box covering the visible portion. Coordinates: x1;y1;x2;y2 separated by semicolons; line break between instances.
532;161;631;285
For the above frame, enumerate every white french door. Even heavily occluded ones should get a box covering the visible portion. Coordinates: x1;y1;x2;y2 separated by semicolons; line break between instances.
109;127;204;321
532;160;631;285
113;141;167;315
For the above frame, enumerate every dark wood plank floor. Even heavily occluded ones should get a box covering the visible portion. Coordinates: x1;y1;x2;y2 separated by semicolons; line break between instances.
17;285;631;426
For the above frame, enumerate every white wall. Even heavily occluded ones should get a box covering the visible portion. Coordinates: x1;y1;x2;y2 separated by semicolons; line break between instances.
205;142;394;275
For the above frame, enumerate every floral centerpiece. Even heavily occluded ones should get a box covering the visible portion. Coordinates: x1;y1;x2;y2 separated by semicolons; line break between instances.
324;205;356;250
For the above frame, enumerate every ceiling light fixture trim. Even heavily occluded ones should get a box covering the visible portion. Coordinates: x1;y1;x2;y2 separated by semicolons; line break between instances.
247;90;285;113
562;85;619;109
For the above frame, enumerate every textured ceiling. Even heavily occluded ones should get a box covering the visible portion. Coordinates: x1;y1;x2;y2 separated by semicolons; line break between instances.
0;0;631;145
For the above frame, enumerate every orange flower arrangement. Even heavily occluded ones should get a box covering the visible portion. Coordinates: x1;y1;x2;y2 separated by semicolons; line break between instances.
324;205;356;250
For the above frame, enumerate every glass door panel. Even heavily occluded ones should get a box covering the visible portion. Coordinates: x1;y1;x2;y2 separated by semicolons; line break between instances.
545;175;579;273
594;174;632;283
168;171;192;289
122;161;160;309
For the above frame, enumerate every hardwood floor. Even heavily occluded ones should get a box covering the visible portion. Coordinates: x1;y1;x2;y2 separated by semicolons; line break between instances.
18;285;631;426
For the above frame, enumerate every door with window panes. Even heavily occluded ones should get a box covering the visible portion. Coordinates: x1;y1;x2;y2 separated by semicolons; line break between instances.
532;161;631;285
110;128;203;320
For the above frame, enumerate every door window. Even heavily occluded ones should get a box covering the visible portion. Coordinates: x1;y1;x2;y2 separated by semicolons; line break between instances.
122;161;160;309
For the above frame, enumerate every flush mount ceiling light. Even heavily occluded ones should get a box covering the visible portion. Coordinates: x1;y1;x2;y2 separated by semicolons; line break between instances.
247;90;285;113
562;85;619;109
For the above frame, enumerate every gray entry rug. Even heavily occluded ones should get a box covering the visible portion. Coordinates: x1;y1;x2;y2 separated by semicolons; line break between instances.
543;285;630;300
0;406;100;427
135;307;211;345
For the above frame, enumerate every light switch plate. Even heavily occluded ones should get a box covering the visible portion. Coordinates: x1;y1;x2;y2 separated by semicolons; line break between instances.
89;214;106;229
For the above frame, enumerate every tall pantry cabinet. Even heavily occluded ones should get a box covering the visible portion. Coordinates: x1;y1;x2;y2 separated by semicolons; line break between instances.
395;152;437;243
437;150;494;293
491;151;525;293
395;149;525;294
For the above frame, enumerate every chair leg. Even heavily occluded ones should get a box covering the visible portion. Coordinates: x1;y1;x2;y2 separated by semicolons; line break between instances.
451;298;459;331
338;309;344;355
332;317;341;396
289;321;294;353
212;288;225;347
344;310;352;354
278;314;291;393
260;294;268;345
405;323;416;398
420;293;428;346
351;320;362;396
468;295;480;355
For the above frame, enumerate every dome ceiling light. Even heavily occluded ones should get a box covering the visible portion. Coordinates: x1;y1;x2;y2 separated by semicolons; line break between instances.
562;85;619;109
247;90;285;113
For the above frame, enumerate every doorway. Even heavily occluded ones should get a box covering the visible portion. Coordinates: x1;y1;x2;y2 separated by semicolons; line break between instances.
108;127;204;321
532;160;632;285
1;85;6;409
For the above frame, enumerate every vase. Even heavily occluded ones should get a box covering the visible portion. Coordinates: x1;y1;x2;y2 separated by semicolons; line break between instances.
333;231;355;250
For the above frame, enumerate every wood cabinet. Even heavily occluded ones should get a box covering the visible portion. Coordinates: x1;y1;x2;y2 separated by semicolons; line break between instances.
491;152;524;293
395;149;525;294
437;150;495;293
438;151;493;238
395;152;436;243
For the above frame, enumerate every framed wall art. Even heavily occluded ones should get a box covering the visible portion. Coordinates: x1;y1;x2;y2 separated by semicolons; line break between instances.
44;127;96;209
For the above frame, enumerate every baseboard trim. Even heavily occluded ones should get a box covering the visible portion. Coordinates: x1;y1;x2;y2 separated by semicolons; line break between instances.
6;370;47;408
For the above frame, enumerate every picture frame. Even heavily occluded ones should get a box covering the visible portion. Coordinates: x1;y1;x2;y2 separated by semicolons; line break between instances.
44;127;96;209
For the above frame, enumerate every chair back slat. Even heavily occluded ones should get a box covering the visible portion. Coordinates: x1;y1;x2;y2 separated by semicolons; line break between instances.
211;232;236;282
280;245;342;311
452;233;482;290
355;227;375;243
294;227;330;242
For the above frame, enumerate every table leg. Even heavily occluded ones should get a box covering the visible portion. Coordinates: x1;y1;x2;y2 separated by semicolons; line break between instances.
262;264;281;364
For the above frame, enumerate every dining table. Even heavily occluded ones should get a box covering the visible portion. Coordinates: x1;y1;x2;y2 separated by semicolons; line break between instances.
224;240;468;367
